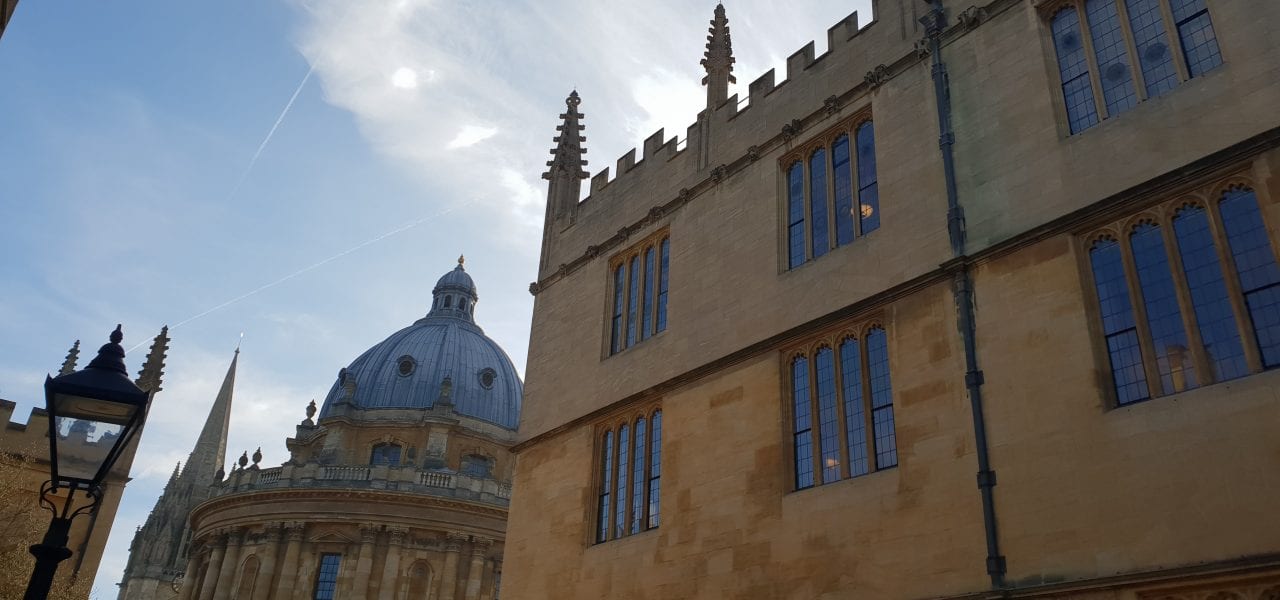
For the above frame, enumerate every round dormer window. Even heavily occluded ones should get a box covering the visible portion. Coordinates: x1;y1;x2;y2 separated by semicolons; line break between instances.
478;367;497;389
397;355;417;377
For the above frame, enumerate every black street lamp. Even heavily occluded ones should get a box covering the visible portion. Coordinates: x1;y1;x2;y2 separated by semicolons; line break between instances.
25;325;149;600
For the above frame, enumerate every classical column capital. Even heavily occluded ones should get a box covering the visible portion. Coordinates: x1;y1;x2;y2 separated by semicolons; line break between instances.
226;528;244;546
444;532;468;552
359;524;380;544
264;522;284;541
284;522;306;542
387;527;408;546
470;537;493;555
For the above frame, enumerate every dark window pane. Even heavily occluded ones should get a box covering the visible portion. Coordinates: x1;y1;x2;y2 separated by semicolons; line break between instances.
1090;238;1151;404
648;411;662;529
631;418;647;534
810;148;829;259
313;554;341;600
788;162;806;268
1170;0;1222;77
1124;0;1179;98
791;357;814;489
626;256;641;347
839;338;868;477
642;248;656;340
832;134;855;246
1174;206;1248;381
1052;8;1101;133
815;348;840;483
867;328;897;469
1219;189;1280;367
856;122;880;234
611;265;625;354
615;424;629;539
1086;0;1137;116
598;431;613;542
461;455;493;478
1131;223;1197;393
657;238;670;333
370;443;401;466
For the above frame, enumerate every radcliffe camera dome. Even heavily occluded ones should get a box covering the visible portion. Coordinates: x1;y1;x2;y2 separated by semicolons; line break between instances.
319;257;523;429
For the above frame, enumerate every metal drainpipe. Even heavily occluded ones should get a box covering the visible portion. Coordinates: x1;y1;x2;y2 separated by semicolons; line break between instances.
920;0;1007;589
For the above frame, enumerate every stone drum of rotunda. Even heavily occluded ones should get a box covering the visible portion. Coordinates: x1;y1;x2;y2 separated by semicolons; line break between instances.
180;259;520;600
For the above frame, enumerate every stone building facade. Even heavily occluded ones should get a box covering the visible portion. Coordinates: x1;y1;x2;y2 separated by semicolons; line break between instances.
0;327;169;586
175;261;518;600
118;349;239;599
506;1;1280;599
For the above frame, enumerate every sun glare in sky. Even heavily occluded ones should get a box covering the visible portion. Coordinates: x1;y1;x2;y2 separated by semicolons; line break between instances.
391;67;419;89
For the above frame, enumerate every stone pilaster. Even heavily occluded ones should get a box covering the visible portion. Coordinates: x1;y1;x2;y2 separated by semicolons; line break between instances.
463;537;492;600
478;558;501;600
272;523;305;600
175;546;202;600
436;533;467;600
211;529;243;600
250;523;283;600
196;533;227;600
377;527;407;597
351;524;378;597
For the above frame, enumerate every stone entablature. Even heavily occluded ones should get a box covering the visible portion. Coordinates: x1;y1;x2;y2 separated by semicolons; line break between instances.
213;462;512;506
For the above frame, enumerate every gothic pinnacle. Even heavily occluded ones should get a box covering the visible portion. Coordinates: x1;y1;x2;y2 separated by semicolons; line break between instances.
542;90;589;182
59;340;80;375
702;2;736;107
136;325;170;393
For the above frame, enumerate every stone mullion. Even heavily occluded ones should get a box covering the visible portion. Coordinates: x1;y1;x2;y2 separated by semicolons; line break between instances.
1160;211;1214;386
1204;195;1265;373
1119;225;1165;397
1074;0;1110;121
861;335;879;471
824;139;836;253
806;347;823;484
1156;0;1191;82
832;338;852;482
1249;158;1280;276
1112;0;1148;101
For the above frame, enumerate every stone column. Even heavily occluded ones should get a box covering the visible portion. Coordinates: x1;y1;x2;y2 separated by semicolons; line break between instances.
176;546;203;600
272;522;306;600
212;528;244;600
377;527;407;598
196;533;227;600
462;537;492;600
436;533;467;600
251;523;283;600
478;558;501;600
350;524;378;597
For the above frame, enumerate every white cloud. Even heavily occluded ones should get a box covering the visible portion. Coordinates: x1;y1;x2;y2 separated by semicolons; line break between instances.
447;124;498;149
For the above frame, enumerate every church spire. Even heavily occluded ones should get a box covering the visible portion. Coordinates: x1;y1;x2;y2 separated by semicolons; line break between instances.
135;326;170;394
702;3;736;108
542;91;589;224
58;340;80;375
185;347;238;480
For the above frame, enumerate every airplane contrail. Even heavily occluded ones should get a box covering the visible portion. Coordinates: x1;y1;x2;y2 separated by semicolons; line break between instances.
225;64;315;202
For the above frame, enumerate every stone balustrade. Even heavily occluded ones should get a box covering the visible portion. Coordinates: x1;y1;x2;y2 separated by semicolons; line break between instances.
213;463;512;508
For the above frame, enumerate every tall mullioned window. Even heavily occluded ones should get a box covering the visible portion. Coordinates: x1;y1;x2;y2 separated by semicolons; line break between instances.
1048;0;1222;134
596;407;662;543
784;114;878;269
789;323;897;490
1085;182;1280;406
312;554;341;600
609;231;670;355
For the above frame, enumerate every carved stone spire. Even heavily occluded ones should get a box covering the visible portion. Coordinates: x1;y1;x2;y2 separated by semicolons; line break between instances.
186;347;238;481
702;3;736;108
542;91;589;223
135;326;170;393
58;340;80;375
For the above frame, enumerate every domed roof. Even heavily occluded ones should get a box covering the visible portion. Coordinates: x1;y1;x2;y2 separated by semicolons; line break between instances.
318;259;522;429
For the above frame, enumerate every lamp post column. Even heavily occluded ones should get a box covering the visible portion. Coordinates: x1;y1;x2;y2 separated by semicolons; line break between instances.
196;532;228;600
272;523;305;600
22;516;73;600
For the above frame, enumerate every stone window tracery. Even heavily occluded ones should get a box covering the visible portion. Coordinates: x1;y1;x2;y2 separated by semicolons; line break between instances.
1044;0;1222;134
594;405;662;543
608;229;670;355
1083;177;1280;406
783;112;877;270
786;320;897;490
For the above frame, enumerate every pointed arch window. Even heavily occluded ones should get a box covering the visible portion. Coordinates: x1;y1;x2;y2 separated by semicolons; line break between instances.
608;230;670;355
595;405;662;543
1046;0;1222;134
1085;183;1280;405
788;323;897;491
783;113;878;270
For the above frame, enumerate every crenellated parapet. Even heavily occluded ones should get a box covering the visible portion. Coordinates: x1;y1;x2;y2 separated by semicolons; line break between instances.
535;0;968;287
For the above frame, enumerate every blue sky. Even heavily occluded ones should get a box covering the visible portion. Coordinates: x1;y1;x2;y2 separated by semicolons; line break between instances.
0;0;872;593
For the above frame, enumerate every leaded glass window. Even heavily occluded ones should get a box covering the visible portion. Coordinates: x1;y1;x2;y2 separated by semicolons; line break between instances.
1085;183;1280;405
787;161;805;269
595;408;662;543
789;323;898;490
312;554;341;600
1048;0;1222;134
783;114;878;270
810;149;829;259
370;443;402;466
608;233;670;355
